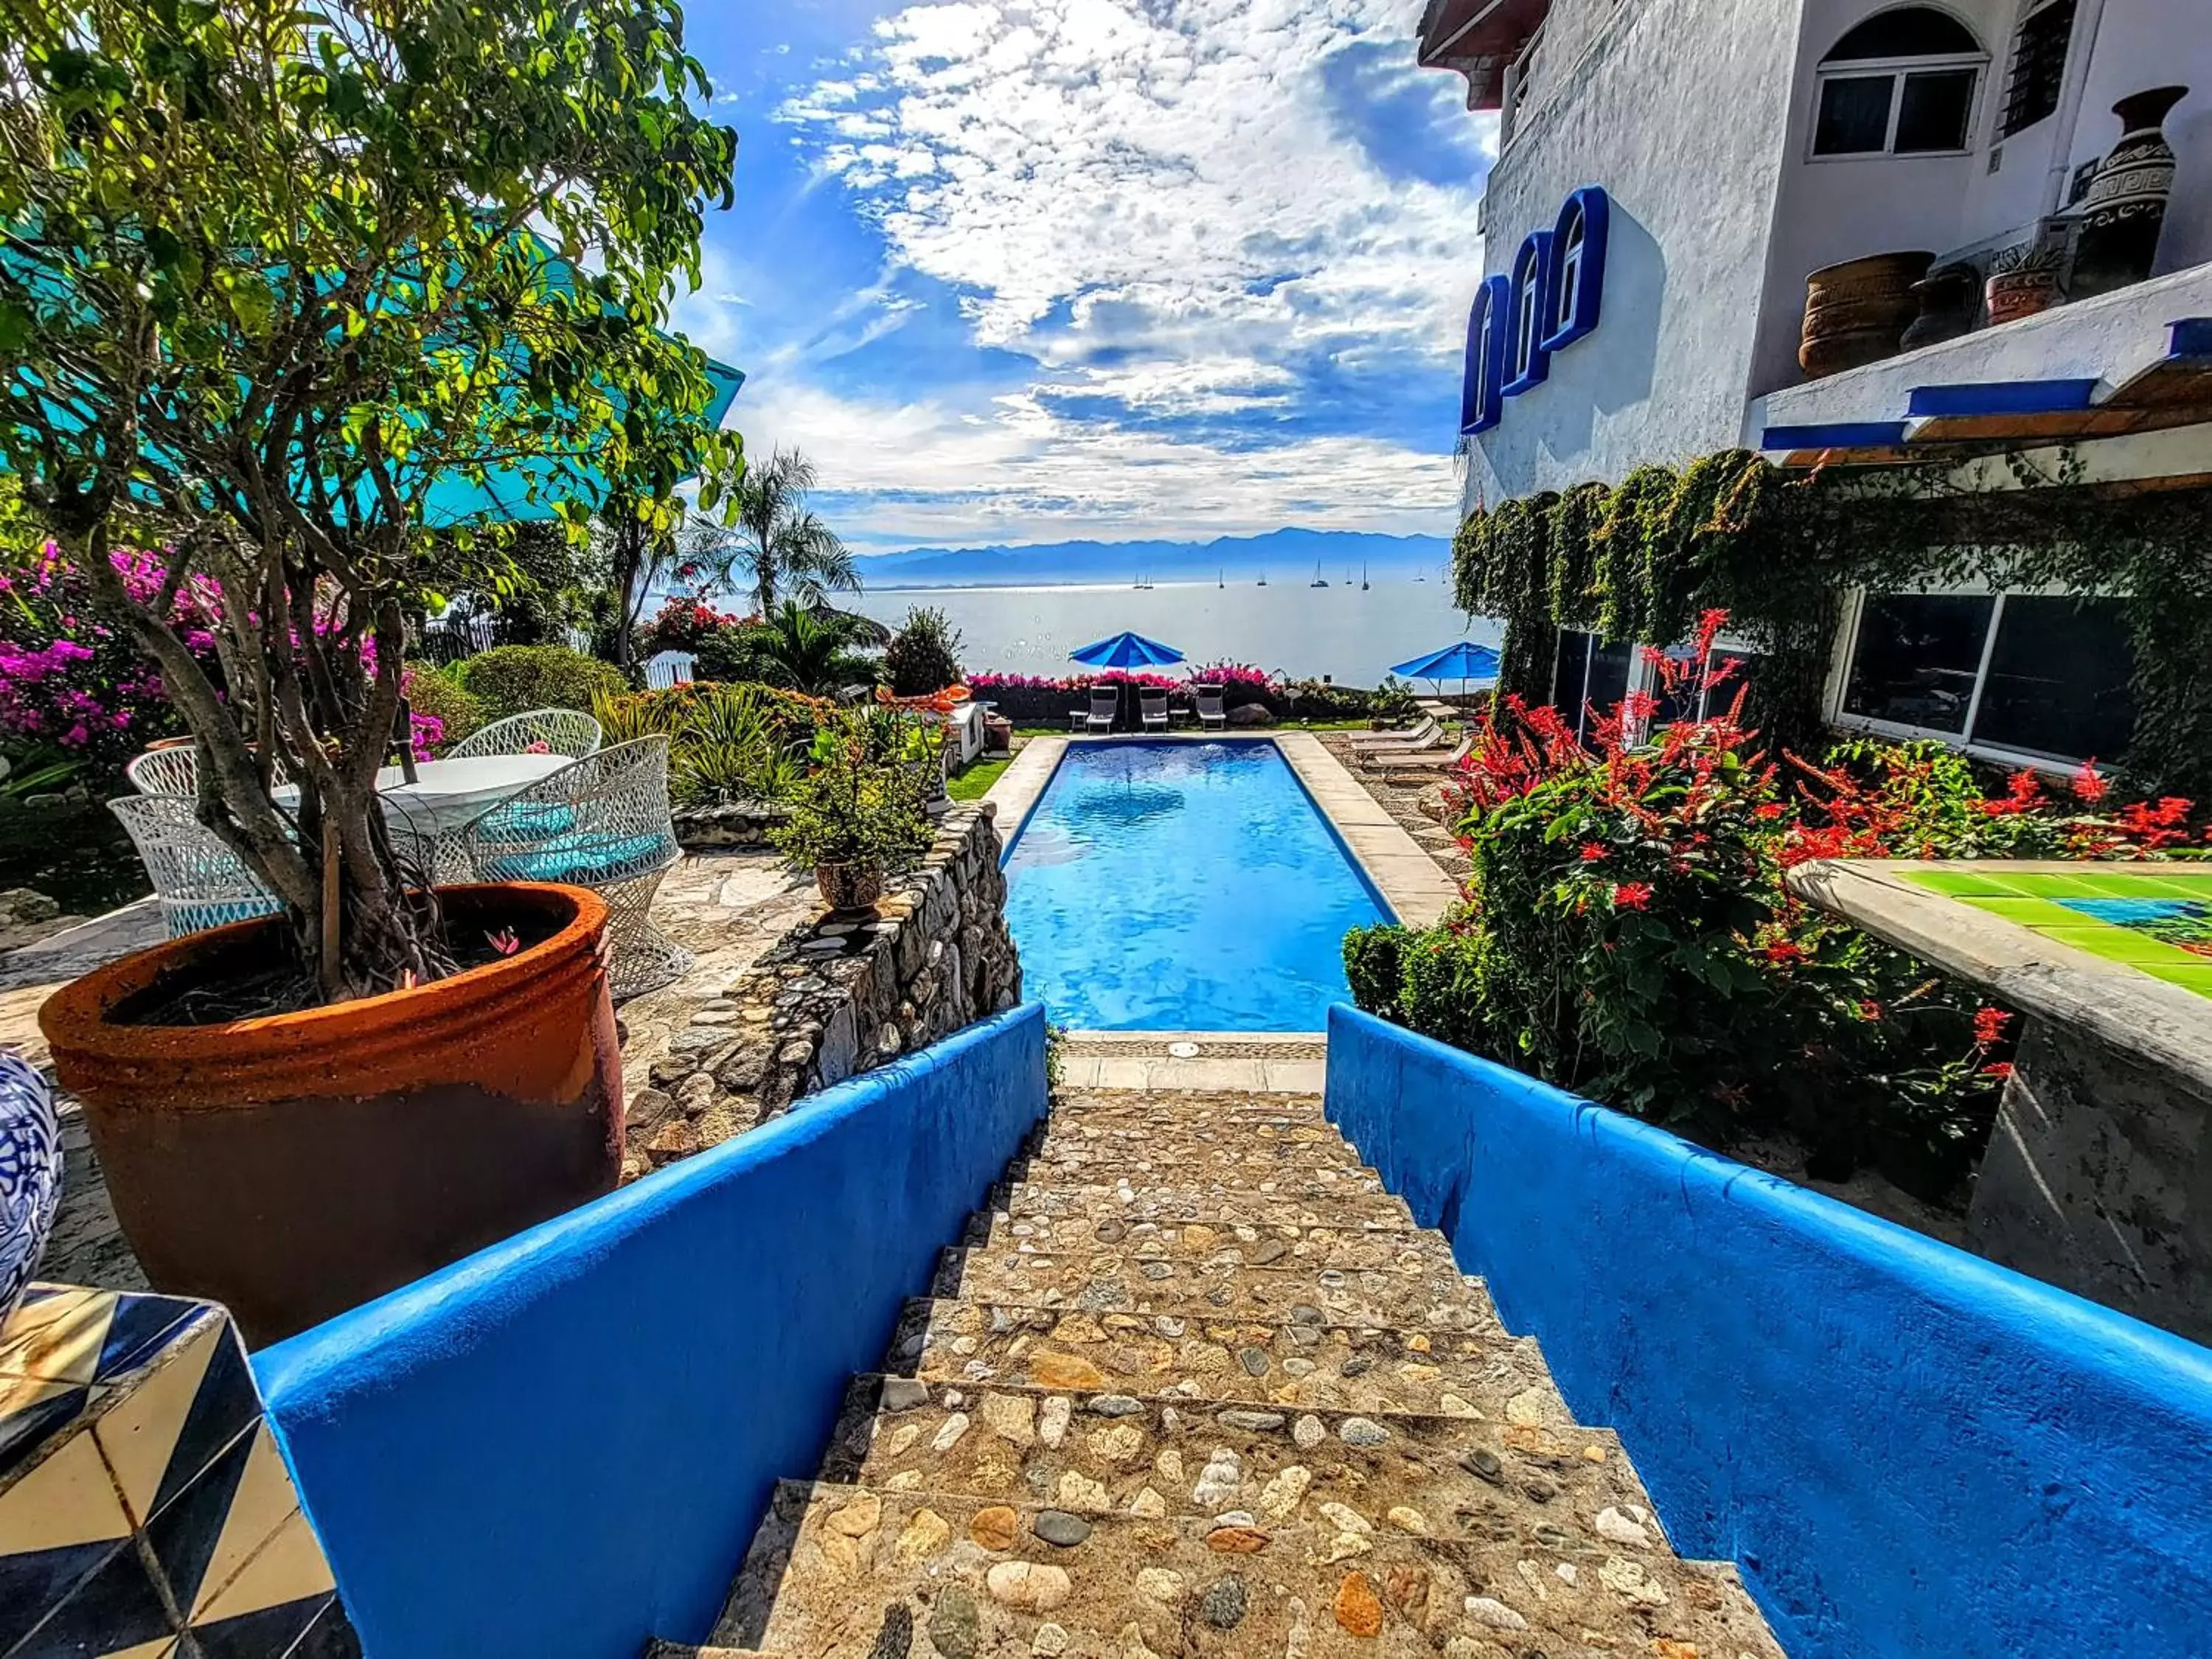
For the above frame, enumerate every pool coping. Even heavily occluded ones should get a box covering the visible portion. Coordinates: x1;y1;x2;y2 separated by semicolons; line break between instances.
1787;858;2212;1093
984;734;1458;931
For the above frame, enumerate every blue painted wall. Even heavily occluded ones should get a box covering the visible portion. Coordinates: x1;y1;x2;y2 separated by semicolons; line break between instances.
255;1004;1049;1659
1324;1005;2212;1659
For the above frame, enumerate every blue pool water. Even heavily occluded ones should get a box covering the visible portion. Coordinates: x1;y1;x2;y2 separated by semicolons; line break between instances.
1001;740;1391;1031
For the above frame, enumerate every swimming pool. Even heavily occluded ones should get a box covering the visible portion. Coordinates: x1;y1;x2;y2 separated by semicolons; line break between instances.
1001;740;1392;1031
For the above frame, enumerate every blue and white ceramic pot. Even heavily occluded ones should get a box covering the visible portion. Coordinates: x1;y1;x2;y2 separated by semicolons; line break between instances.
0;1048;62;1324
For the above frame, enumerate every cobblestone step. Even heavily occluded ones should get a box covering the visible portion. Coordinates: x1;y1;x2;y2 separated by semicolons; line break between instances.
994;1179;1413;1230
710;1482;1785;1659
887;1300;1572;1420
1048;1089;1330;1124
967;1211;1464;1276
931;1248;1496;1332
820;1376;1656;1537
647;1083;1785;1659
1023;1131;1371;1180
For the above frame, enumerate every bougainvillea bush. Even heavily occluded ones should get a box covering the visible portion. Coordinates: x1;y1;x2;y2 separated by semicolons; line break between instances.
1344;612;2201;1201
0;542;222;774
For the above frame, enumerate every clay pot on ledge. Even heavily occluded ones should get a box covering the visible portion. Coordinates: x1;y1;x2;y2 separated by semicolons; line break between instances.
1800;251;1933;378
38;883;623;1346
1985;243;2065;324
1901;262;1982;350
2072;86;2188;300
816;860;884;913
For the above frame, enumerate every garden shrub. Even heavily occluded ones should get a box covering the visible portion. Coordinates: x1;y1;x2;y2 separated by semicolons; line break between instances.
453;644;625;720
884;607;965;697
401;663;486;752
1346;613;2202;1200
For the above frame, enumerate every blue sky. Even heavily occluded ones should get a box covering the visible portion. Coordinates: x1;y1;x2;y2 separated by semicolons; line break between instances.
675;0;1496;554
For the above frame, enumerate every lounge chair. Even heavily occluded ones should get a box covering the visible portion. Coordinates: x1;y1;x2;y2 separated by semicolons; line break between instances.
1194;686;1226;731
124;745;200;796
464;735;687;998
1138;689;1169;732
1349;714;1438;751
1355;725;1448;765
448;708;604;760
108;794;284;939
1086;686;1119;734
1368;734;1475;773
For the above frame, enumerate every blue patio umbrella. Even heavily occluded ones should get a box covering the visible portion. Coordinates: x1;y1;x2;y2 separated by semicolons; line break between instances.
1071;633;1183;731
1071;631;1186;670
1388;641;1500;700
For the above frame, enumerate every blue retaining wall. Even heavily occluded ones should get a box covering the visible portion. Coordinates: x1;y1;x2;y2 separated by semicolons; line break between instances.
1324;1005;2212;1659
255;1003;1049;1659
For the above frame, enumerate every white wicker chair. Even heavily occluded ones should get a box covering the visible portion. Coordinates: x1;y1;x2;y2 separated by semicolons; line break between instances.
461;735;686;998
447;708;603;762
108;795;284;939
124;745;201;796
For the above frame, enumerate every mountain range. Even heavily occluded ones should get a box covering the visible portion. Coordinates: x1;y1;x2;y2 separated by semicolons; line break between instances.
855;526;1452;589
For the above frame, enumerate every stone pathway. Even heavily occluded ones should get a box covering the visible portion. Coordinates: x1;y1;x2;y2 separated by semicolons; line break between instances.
1316;735;1471;885
655;1086;1785;1659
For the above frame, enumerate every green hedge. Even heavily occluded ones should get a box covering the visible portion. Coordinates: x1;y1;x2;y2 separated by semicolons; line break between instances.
452;645;625;721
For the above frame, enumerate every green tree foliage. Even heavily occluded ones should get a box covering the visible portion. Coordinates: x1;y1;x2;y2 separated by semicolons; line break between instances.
451;645;625;722
710;447;858;615
0;0;736;998
883;606;965;697
750;601;880;697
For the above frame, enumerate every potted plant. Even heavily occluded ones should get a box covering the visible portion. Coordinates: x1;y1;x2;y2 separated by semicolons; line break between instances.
771;707;939;912
4;1;737;1343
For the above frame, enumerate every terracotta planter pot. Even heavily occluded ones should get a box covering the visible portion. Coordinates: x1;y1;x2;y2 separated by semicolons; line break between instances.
40;883;622;1346
1799;251;1933;378
815;861;883;913
1985;256;2062;324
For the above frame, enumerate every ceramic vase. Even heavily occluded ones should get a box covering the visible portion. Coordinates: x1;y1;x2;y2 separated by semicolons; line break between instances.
1800;251;1933;378
0;1048;62;1325
1901;262;1982;350
2072;86;2188;300
1985;243;2064;324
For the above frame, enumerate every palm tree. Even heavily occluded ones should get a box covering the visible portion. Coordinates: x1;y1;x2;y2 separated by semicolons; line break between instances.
703;447;859;616
751;601;880;697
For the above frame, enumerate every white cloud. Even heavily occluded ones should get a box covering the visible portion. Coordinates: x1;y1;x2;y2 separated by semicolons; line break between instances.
761;0;1497;544
731;372;1458;551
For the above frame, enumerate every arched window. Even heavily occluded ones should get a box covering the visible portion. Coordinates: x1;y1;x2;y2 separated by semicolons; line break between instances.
1503;231;1552;397
1812;6;1985;158
1540;187;1610;352
1461;274;1511;436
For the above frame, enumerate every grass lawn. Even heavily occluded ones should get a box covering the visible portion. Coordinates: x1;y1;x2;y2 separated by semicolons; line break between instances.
947;757;1012;800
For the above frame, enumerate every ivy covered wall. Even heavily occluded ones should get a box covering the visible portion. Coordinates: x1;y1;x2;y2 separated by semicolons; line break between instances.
1450;450;2212;799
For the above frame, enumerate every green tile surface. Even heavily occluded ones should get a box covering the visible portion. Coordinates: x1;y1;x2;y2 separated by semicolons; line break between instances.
1901;865;2212;1001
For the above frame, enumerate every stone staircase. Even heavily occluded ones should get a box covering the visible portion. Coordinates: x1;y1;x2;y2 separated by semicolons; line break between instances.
650;1088;1787;1658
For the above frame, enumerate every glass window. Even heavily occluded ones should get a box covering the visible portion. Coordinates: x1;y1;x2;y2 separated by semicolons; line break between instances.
1894;67;1978;150
1648;647;1703;731
2001;0;2076;137
1843;594;1995;734
1553;211;1585;335
1970;597;2135;762
1702;650;1762;720
1815;74;1896;153
1514;276;1541;380
1826;6;1980;60
1550;630;1591;718
1585;637;1635;735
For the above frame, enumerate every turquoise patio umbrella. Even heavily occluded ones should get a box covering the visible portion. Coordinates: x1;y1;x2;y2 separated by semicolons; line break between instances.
1071;632;1184;731
1389;641;1500;699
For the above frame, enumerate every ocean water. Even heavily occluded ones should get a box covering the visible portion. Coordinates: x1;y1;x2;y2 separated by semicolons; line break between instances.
1001;740;1390;1031
846;580;1493;686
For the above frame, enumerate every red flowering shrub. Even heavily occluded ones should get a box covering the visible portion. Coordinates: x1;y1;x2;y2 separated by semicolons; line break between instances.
1346;612;2194;1199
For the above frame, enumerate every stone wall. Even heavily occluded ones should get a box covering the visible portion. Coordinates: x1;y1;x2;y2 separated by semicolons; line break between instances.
628;804;1021;1174
671;801;790;849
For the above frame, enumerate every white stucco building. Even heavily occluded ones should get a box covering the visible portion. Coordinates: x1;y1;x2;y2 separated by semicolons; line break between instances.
1422;0;2212;771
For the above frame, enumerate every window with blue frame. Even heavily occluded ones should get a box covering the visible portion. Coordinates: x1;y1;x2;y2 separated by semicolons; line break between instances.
1503;232;1553;395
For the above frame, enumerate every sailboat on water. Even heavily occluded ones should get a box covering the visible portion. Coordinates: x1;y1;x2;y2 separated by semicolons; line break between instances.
1257;571;1267;586
1310;559;1329;589
1361;563;1370;591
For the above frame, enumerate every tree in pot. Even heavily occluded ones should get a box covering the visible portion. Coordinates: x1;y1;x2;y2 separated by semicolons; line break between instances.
4;0;737;1341
771;707;939;911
